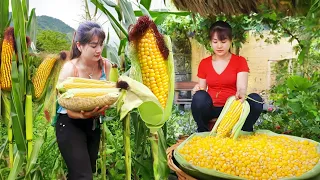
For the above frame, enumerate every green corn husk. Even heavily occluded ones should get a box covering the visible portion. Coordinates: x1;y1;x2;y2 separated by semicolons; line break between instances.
210;96;250;140
174;130;320;180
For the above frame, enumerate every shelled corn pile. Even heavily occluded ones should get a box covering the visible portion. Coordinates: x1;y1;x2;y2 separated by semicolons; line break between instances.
179;134;320;180
176;96;320;180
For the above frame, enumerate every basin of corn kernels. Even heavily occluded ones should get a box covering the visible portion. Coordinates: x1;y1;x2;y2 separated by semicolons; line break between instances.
178;134;320;180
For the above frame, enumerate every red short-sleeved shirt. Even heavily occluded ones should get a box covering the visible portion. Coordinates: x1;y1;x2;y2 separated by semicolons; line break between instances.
197;54;249;107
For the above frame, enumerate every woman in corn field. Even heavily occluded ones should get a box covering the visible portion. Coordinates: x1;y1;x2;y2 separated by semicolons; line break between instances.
191;21;263;132
55;21;111;180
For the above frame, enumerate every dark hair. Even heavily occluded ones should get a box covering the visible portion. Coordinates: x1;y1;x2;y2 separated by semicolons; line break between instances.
209;21;232;41
71;21;106;59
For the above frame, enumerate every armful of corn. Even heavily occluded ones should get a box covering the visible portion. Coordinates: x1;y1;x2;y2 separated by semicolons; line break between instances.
56;77;120;112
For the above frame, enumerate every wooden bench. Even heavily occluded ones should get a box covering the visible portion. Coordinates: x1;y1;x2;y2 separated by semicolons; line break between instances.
174;81;197;105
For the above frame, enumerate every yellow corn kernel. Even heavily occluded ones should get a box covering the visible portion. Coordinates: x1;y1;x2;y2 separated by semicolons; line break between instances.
61;82;115;91
67;77;108;84
138;29;169;107
65;88;120;98
32;56;57;98
0;27;15;91
179;134;320;180
216;100;243;137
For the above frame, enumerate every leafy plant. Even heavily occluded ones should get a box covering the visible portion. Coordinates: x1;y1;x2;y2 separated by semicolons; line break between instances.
258;72;320;141
36;29;71;53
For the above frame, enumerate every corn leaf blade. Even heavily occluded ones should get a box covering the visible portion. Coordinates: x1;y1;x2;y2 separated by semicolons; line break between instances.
140;0;151;10
11;56;27;153
91;0;128;38
7;152;24;180
0;0;9;34
119;0;137;29
25;137;44;176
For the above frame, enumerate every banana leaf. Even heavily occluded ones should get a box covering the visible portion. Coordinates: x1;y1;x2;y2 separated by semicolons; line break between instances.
174;130;320;180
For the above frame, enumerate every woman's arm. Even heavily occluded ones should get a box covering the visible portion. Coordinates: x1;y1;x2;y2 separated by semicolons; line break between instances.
236;72;248;102
192;78;207;94
198;78;207;90
67;105;110;119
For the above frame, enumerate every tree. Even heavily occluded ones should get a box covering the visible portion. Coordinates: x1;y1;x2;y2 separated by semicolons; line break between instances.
36;29;71;53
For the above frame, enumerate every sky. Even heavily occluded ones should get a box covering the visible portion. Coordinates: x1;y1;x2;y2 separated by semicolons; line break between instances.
26;0;168;45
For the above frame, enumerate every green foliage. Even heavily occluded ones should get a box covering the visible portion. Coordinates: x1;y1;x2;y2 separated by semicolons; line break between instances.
37;15;75;34
36;29;71;53
166;105;197;146
258;72;320;141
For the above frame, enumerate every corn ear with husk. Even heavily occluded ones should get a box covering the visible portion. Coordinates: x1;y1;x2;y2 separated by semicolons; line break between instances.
32;55;59;100
210;96;250;139
116;15;175;180
124;15;175;131
0;27;15;91
109;63;119;82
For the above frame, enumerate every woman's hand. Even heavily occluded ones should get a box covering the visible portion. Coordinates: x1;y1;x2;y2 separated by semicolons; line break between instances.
80;105;109;119
192;84;201;93
235;91;246;103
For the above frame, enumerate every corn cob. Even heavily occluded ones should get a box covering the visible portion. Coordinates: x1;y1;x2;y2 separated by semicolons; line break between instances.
57;82;116;93
0;27;15;91
216;100;243;137
63;88;120;98
179;134;320;180
211;96;250;139
32;56;57;99
66;77;108;84
129;16;170;108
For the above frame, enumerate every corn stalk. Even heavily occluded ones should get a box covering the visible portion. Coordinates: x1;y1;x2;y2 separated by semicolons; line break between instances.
0;0;45;179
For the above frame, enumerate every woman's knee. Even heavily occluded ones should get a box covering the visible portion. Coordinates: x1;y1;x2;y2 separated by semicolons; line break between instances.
191;90;211;108
247;93;263;112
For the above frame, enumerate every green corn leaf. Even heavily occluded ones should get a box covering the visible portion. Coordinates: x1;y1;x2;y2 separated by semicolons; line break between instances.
104;123;115;147
119;0;137;29
106;44;121;66
25;136;44;176
138;3;152;19
22;0;29;21
140;0;152;10
91;0;128;38
27;8;37;52
157;128;169;179
154;14;169;25
11;56;27;153
118;38;127;56
12;0;28;66
102;0;117;7
0;0;9;35
1;91;11;126
7;152;24;180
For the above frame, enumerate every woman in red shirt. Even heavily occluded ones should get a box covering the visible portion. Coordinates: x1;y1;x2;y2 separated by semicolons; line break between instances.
191;21;263;132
